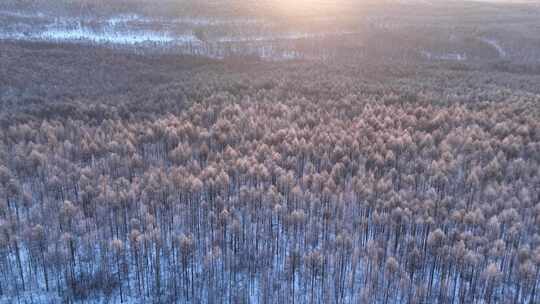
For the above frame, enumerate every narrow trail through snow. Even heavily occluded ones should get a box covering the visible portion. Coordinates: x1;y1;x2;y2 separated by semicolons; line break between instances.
481;37;507;58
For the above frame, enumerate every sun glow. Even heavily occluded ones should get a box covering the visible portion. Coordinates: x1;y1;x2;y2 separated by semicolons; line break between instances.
281;0;318;11
269;0;348;18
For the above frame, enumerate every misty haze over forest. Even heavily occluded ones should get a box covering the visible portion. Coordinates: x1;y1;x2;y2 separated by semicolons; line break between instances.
2;0;540;62
0;1;539;304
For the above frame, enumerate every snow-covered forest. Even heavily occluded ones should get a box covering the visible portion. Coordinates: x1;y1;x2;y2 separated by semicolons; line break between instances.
1;1;540;304
1;41;539;303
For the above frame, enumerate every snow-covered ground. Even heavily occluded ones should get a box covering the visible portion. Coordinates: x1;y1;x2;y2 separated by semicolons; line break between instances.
0;10;349;60
1;24;182;45
421;50;468;61
0;292;146;304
